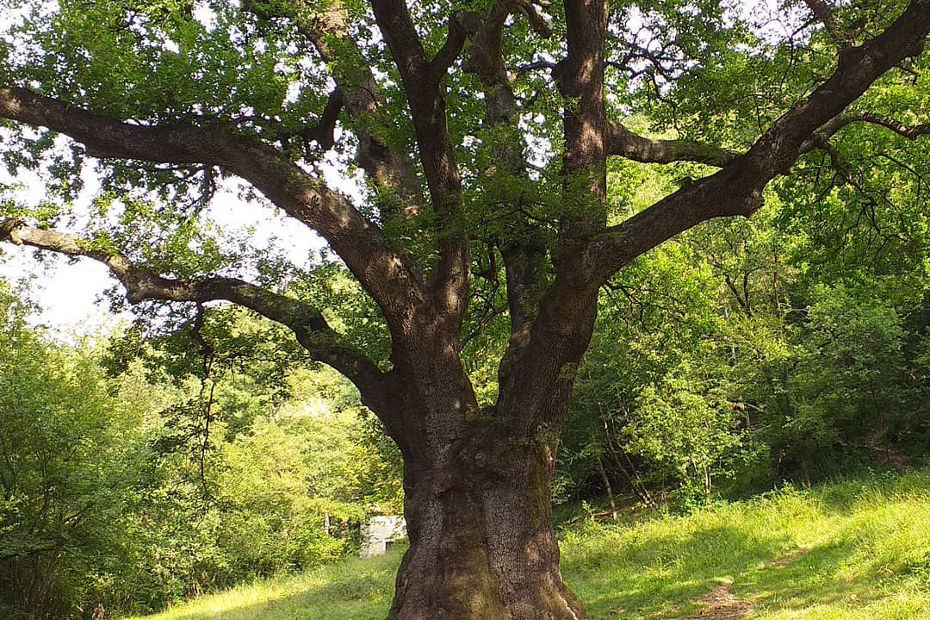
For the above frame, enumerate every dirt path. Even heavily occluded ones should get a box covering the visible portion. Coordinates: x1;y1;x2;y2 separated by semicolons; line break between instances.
680;582;753;620
676;546;813;619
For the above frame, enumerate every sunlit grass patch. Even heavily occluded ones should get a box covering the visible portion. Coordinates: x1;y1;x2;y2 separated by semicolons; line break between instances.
125;547;404;620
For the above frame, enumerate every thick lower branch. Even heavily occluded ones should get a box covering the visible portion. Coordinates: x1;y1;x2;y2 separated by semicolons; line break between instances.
1;219;394;425
0;86;427;327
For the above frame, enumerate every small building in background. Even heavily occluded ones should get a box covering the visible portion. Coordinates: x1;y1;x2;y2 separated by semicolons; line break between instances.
360;515;406;558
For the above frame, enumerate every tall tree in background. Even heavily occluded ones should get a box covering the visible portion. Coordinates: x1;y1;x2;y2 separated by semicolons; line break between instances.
2;0;930;616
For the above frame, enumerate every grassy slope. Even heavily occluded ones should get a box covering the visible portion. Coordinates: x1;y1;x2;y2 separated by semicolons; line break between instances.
131;469;930;620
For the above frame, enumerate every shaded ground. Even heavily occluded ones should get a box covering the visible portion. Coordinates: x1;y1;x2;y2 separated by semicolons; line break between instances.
130;469;930;620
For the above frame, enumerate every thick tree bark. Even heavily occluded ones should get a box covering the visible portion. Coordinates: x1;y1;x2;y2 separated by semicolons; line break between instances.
388;419;584;619
379;302;595;619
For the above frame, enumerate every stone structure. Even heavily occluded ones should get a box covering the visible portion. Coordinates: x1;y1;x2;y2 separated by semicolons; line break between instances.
360;515;407;558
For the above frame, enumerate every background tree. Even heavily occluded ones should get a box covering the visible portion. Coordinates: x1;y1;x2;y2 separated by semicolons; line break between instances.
3;0;930;617
0;284;139;619
0;285;404;618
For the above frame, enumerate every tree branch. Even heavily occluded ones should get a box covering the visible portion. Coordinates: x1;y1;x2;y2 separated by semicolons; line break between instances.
607;121;739;166
802;0;847;43
493;0;608;436
509;0;554;38
811;112;930;145
453;5;553;388
0;219;399;421
241;0;424;213
558;0;609;206
427;11;469;83
587;0;930;283
369;0;469;316
301;87;343;152
0;87;427;327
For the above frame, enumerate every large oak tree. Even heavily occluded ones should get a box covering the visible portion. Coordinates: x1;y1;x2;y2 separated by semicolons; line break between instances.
3;0;930;617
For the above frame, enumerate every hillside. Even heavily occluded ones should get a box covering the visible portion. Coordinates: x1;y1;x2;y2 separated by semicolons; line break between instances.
130;469;930;619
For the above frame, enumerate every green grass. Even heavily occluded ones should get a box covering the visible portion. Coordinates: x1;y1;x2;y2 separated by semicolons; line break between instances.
124;550;404;620
130;469;930;619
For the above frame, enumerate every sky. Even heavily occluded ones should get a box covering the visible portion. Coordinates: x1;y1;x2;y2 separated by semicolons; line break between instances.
0;246;121;336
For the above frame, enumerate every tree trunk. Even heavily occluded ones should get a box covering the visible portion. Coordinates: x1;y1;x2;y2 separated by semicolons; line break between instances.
387;424;584;619
800;455;812;489
594;455;618;521
374;298;594;619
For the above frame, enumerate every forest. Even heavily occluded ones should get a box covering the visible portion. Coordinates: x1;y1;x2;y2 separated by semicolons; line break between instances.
2;0;930;618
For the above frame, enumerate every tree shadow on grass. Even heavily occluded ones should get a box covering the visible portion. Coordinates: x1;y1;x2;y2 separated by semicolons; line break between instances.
156;528;887;620
563;527;875;620
732;540;863;615
562;488;930;619
156;526;851;620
